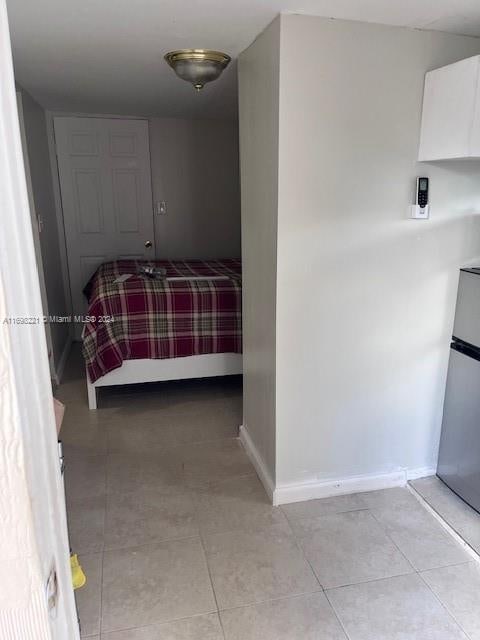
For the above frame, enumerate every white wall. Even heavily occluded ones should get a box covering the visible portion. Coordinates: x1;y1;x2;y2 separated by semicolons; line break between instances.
238;17;280;488
19;88;69;373
275;16;480;490
149;117;241;259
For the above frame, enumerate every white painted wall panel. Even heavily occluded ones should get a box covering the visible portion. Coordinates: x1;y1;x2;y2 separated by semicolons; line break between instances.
275;16;480;487
238;17;280;485
149;117;241;259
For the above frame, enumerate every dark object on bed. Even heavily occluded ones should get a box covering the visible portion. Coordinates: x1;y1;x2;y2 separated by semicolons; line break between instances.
137;264;168;280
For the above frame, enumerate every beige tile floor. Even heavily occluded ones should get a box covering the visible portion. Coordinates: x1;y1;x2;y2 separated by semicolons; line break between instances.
60;348;480;639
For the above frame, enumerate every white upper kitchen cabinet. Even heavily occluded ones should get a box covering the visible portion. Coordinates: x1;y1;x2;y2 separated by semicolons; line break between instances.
418;55;480;161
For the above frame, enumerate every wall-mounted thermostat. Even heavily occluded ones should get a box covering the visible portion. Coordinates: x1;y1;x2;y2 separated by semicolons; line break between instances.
409;177;430;219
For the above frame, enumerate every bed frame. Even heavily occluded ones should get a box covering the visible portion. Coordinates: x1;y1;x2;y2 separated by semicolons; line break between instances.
86;353;243;409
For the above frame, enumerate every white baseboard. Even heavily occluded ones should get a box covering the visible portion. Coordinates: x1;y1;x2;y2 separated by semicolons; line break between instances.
54;335;72;386
274;465;438;506
237;427;439;507
238;425;275;503
273;469;409;506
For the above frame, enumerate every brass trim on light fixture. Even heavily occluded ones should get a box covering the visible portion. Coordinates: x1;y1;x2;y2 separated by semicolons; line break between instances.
164;49;231;91
164;49;231;66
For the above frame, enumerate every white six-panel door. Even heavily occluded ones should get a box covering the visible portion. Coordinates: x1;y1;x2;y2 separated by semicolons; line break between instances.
54;117;155;337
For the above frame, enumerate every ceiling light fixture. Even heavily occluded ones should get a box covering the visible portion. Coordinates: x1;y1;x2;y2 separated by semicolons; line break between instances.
164;49;231;91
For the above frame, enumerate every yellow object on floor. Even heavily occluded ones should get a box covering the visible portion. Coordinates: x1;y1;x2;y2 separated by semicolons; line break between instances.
70;554;86;590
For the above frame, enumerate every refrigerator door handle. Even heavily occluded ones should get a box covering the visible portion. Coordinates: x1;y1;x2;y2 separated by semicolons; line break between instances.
451;338;480;363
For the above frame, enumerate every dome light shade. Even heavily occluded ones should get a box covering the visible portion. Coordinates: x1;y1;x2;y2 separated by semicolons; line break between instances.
164;49;231;91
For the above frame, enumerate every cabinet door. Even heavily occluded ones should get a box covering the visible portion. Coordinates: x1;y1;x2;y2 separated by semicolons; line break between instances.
418;56;479;161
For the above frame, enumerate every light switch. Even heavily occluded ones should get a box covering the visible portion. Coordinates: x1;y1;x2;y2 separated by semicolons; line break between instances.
155;201;167;215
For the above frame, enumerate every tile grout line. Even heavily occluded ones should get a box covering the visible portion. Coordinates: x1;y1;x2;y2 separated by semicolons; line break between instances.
417;570;474;640
323;589;353;640
407;483;480;565
97;589;353;639
323;563;476;640
287;503;419;591
98;610;224;638
401;490;478;640
187;472;260;493
282;512;324;592
97;460;107;638
367;507;418;575
192;487;330;633
309;491;476;640
102;535;202;555
197;527;226;640
283;496;478;595
280;506;370;527
106;435;244;457
183;442;226;640
281;502;353;639
214;587;325;614
367;491;477;579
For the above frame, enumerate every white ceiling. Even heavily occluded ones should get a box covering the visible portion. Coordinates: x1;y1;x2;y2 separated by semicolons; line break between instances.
7;0;480;120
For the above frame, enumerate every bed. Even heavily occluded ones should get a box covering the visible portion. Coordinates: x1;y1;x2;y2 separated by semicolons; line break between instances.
82;258;242;409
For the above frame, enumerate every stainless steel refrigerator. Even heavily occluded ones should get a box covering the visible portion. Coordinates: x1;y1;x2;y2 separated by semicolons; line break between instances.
438;268;480;513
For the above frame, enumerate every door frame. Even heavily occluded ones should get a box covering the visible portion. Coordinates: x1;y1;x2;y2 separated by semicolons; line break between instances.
0;1;79;635
16;89;56;381
46;111;155;339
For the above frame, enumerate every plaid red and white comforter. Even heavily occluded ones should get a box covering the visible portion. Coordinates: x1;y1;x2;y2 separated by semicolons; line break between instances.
82;259;242;382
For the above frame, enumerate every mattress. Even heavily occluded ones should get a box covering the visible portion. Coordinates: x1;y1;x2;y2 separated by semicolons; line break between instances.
82;259;242;382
